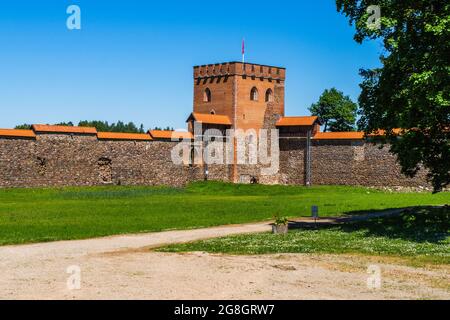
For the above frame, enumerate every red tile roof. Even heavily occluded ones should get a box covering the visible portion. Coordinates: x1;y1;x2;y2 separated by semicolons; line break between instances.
97;132;153;141
188;112;232;125
149;130;193;140
313;132;365;140
32;124;97;135
315;129;404;140
276;116;320;127
0;129;36;138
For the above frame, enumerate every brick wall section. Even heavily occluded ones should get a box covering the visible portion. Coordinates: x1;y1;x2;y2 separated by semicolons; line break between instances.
0;137;39;187
0;134;202;188
233;100;283;184
194;76;235;119
0;133;430;188
276;139;429;187
234;76;284;132
279;138;306;185
202;139;233;183
361;144;429;187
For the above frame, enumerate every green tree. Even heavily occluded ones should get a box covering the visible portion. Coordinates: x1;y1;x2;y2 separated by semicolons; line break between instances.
14;124;32;130
15;121;146;133
15;122;73;129
153;126;174;131
78;120;111;132
309;88;358;132
336;1;450;192
78;120;145;133
54;122;74;126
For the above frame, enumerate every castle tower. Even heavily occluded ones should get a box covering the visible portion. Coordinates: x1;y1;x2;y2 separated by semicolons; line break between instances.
190;62;286;132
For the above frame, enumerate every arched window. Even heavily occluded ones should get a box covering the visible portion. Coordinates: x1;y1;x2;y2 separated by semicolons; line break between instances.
265;89;274;102
203;88;211;102
250;87;259;101
210;110;216;115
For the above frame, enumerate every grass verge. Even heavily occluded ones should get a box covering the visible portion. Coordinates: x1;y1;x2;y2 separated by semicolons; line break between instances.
158;206;450;266
0;181;448;245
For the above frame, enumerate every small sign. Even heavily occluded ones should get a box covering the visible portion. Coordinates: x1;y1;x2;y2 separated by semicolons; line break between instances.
311;206;319;219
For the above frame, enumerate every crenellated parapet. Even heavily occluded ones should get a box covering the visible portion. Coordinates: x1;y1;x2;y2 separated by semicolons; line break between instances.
194;62;286;82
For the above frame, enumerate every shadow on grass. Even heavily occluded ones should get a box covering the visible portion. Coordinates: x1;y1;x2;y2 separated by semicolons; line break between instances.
289;206;449;244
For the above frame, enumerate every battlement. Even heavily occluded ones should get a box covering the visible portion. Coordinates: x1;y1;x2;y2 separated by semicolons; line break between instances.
193;62;286;81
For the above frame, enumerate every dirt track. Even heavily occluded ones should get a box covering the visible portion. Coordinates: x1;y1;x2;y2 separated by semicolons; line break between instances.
0;222;448;300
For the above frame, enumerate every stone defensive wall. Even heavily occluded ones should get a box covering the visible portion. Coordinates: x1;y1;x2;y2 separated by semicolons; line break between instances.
0;125;202;188
278;135;429;188
0;125;430;188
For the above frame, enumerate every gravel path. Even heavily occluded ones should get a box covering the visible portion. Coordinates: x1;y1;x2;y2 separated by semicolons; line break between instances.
0;217;448;300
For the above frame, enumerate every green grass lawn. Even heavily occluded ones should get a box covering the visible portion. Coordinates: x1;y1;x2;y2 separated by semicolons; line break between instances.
0;181;449;245
159;207;450;265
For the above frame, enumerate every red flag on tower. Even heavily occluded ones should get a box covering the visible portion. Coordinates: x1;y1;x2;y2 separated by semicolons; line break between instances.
242;39;245;63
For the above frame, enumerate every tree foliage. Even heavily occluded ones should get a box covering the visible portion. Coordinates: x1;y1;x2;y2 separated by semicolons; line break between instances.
15;122;74;129
309;88;358;132
336;0;450;192
15;121;146;133
78;120;145;133
55;122;74;127
153;126;174;131
14;124;32;130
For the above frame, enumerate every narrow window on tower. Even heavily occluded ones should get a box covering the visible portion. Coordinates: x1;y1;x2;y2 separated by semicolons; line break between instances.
265;89;274;102
203;88;212;102
250;87;259;101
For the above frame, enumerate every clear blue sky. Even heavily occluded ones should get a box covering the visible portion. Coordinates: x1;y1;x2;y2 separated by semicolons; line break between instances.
0;0;382;130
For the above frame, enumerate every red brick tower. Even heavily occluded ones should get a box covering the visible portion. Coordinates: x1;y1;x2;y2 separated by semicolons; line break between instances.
191;62;286;132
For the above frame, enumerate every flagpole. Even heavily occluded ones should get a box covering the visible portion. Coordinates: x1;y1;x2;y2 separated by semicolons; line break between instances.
242;39;245;63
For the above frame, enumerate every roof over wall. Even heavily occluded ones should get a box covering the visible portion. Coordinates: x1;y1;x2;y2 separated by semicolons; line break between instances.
313;132;365;140
0;117;404;142
149;130;193;140
97;132;153;141
313;128;404;140
32;124;98;135
0;125;192;141
0;129;36;138
276;116;321;127
187;112;232;126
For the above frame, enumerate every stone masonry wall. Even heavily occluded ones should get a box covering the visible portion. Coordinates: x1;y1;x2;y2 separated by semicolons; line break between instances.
279;138;306;185
278;138;430;188
0;134;202;188
0;133;430;188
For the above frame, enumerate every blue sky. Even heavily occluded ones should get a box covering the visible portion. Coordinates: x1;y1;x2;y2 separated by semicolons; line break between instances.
0;0;382;130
